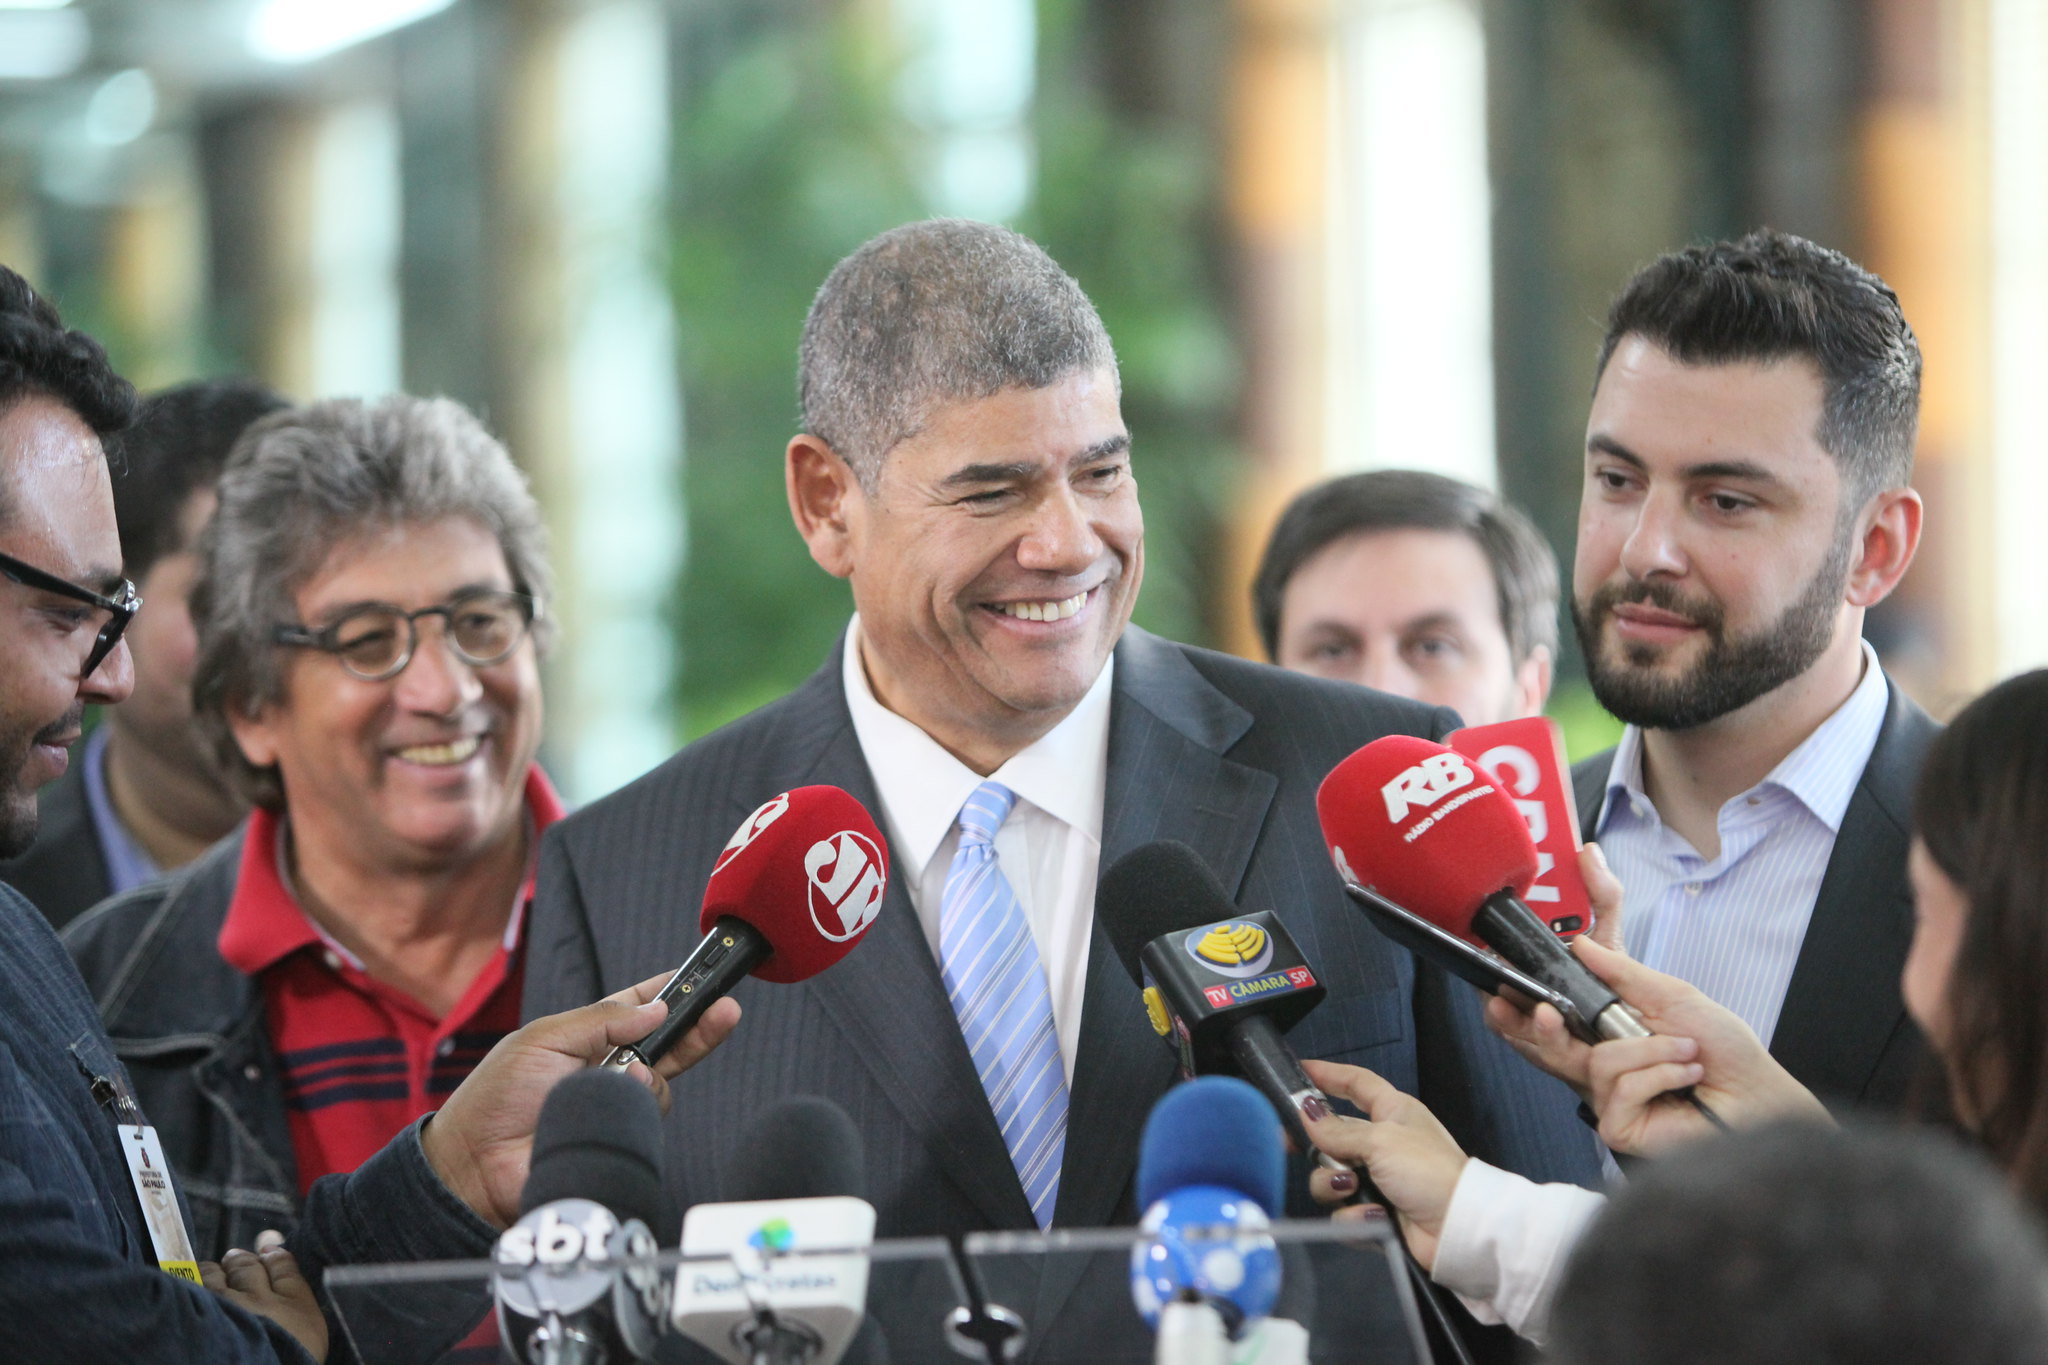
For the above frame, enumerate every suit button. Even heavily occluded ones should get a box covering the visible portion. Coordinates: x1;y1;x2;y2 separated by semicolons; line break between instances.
243;1064;261;1082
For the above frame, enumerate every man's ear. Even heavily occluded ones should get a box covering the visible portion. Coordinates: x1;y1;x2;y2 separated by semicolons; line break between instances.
1513;643;1554;720
1845;486;1924;609
225;703;280;771
786;434;864;581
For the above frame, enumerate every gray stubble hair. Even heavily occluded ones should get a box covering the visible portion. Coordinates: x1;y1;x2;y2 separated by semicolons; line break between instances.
797;218;1119;488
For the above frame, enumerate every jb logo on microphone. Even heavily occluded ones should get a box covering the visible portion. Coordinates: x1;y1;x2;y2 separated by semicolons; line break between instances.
804;830;886;941
716;791;791;872
1381;752;1477;822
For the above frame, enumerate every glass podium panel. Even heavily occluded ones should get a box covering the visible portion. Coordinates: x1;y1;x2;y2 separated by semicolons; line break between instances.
327;1220;1434;1365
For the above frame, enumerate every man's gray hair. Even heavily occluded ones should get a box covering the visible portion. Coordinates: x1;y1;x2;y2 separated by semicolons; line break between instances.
798;218;1118;486
191;394;554;811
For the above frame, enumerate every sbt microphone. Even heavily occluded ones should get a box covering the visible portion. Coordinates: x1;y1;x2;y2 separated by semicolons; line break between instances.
1316;735;1648;1045
1129;1076;1290;1361
605;786;890;1072
493;1069;671;1365
671;1096;877;1365
1099;841;1343;1177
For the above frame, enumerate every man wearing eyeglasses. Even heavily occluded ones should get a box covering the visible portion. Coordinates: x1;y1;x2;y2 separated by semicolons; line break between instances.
3;378;286;929
0;267;740;1365
62;394;559;1296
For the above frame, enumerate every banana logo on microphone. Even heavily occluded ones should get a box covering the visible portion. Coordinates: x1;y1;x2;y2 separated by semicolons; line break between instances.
804;830;886;941
1184;921;1275;979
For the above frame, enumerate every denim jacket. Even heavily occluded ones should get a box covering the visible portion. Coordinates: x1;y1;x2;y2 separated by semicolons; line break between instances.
2;877;494;1365
63;830;302;1260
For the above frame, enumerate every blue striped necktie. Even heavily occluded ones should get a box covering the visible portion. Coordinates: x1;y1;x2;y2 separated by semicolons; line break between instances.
939;780;1068;1228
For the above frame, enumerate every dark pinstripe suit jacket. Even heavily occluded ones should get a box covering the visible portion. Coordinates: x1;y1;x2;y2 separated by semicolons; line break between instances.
524;627;1599;1240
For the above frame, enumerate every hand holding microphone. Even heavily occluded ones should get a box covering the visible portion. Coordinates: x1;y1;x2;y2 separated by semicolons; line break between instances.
1489;937;1831;1157
1317;736;1651;1046
603;786;889;1074
1295;1061;1469;1273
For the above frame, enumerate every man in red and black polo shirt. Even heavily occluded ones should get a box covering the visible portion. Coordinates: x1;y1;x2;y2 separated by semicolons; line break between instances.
66;394;566;1363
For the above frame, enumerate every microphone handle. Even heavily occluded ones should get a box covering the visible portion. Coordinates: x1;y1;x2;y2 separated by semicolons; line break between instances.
1472;890;1624;1045
1224;1014;1350;1177
601;916;772;1072
1224;1021;1479;1365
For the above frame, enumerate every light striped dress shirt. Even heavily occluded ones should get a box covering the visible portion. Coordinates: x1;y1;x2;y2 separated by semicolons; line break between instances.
1594;641;1889;1046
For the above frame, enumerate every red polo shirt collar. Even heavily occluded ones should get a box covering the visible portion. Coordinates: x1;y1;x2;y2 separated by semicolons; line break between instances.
219;764;566;976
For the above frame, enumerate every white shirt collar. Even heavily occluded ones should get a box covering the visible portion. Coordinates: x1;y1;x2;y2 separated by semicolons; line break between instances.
1601;638;1890;835
840;614;1113;885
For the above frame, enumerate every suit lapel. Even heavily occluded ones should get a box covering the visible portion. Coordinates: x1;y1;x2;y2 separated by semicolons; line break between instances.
747;645;1034;1230
1048;631;1276;1273
1768;684;1938;1103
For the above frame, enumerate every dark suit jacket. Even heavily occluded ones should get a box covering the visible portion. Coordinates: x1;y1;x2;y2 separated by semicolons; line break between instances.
1572;674;1939;1114
0;747;111;931
530;627;1597;1235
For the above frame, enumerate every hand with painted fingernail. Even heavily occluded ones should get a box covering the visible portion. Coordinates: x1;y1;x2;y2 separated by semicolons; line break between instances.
1296;1060;1468;1272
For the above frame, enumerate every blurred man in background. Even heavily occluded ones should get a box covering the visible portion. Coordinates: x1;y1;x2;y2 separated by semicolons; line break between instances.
1;378;283;927
1251;469;1556;727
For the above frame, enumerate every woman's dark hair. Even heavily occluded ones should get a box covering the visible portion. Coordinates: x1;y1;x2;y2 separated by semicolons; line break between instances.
1914;667;2048;1208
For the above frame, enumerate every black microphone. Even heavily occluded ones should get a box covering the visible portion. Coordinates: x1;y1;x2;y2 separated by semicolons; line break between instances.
493;1070;670;1365
1098;841;1345;1176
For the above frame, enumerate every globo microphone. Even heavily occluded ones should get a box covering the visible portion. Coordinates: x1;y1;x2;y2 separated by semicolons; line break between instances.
1099;841;1343;1176
670;1096;877;1365
493;1069;672;1365
1316;736;1648;1045
604;787;890;1072
1129;1076;1286;1345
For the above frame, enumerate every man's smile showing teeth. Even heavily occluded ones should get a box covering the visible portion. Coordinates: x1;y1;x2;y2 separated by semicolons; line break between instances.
394;736;482;766
990;591;1089;623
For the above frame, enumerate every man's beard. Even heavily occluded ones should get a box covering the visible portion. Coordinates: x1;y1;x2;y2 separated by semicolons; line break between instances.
1572;534;1852;732
0;706;82;858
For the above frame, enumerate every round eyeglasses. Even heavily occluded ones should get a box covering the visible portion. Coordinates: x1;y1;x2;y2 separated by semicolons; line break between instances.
272;590;540;682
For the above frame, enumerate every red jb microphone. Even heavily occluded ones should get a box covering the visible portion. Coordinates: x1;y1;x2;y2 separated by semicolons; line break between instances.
601;786;889;1071
1316;736;1650;1045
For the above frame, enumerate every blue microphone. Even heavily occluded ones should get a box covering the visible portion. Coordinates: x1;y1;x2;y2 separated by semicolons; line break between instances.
1129;1076;1286;1340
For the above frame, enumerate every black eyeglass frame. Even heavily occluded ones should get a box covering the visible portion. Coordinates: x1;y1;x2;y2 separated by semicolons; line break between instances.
0;548;142;679
271;589;541;682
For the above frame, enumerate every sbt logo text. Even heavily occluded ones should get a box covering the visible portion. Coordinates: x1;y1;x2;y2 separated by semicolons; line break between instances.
498;1206;623;1268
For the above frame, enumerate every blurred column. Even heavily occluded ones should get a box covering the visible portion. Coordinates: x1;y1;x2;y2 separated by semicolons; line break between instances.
1324;0;1495;490
262;99;404;400
1220;0;1331;658
1218;0;1498;657
495;0;681;803
1986;0;2048;677
1857;0;1992;706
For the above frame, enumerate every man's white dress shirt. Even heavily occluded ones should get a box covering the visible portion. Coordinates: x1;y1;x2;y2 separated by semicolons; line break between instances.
841;615;1112;1087
1596;640;1889;1045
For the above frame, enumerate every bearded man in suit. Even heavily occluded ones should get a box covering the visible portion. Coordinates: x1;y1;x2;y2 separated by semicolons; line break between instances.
524;221;1597;1271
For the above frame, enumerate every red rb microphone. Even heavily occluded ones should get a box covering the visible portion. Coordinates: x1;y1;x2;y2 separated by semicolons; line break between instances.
601;786;889;1072
1316;736;1649;1045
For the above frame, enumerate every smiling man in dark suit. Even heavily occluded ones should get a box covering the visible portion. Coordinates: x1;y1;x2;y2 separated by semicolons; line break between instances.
1494;231;1936;1119
524;221;1598;1263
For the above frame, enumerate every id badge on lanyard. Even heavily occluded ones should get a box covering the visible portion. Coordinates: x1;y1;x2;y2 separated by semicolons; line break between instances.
71;1038;203;1283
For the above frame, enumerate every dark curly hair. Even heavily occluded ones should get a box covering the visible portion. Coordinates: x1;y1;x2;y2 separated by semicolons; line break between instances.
0;264;138;520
